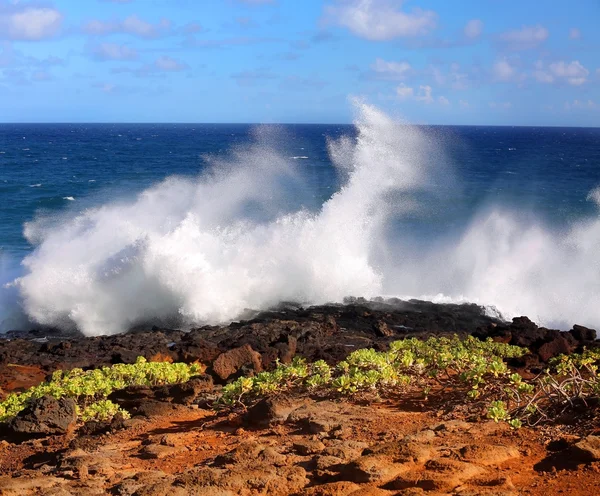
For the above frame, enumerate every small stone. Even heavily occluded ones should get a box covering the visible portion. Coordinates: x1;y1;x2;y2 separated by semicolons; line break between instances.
460;444;520;466
315;455;345;471
140;444;181;459
572;436;600;462
293;439;326;456
340;455;408;483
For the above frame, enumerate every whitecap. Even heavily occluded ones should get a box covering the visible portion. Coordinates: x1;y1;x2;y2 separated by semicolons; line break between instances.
62;197;75;201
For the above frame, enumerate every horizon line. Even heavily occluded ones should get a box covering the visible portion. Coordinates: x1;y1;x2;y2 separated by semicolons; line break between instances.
0;122;599;129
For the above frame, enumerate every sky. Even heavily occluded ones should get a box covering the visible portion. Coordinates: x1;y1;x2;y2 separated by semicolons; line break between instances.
0;0;599;126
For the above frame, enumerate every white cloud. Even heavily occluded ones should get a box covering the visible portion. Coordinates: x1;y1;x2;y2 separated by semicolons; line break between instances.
489;101;512;109
492;58;516;81
371;57;411;79
534;60;589;86
323;0;437;41
32;70;51;81
84;15;171;39
426;62;469;90
236;0;275;4
0;6;63;41
396;83;447;105
93;82;117;93
564;99;597;111
569;28;581;40
499;25;548;50
396;83;414;99
91;43;138;61
154;56;187;72
464;19;483;39
459;99;469;108
415;84;433;103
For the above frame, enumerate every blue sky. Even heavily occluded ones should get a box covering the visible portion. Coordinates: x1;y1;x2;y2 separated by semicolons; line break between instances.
0;0;599;125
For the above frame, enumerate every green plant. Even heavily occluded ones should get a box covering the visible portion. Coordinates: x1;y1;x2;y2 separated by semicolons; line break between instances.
0;356;203;424
79;400;131;422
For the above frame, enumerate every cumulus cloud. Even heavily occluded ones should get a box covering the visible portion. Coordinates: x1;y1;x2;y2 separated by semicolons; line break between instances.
154;55;187;72
459;99;469;108
464;19;483;39
112;56;189;77
499;24;548;50
0;5;62;41
489;101;512;109
323;0;437;41
569;28;581;39
370;57;411;80
533;60;589;86
396;84;414;99
396;83;447;105
428;62;470;90
90;42;138;61
492;58;516;82
92;82;117;93
83;15;171;39
564;99;597;111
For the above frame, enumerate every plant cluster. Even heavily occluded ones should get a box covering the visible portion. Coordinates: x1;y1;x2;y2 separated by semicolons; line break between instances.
0;357;203;423
219;336;526;410
218;336;600;429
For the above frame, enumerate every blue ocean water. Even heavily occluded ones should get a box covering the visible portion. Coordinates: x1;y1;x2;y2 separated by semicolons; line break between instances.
1;112;600;334
2;123;599;258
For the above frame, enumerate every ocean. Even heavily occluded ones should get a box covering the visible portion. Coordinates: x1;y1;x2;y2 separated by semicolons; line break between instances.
1;103;600;334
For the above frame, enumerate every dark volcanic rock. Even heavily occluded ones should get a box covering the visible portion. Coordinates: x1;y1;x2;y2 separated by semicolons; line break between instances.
570;324;597;343
163;375;214;405
211;344;263;381
6;299;589;390
6;396;76;436
537;335;576;362
244;397;306;428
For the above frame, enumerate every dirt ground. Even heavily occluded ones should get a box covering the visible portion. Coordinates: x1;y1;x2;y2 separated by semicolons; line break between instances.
1;300;599;495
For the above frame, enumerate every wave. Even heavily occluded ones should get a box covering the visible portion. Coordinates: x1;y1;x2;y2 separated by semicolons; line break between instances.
3;101;600;335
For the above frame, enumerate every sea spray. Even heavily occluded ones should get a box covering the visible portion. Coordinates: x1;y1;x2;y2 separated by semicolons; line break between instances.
11;102;438;335
5;101;600;335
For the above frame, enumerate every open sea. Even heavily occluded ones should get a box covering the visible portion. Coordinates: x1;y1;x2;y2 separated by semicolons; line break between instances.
1;105;600;334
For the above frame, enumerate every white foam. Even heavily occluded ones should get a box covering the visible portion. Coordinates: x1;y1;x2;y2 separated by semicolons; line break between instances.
7;101;600;335
62;197;75;201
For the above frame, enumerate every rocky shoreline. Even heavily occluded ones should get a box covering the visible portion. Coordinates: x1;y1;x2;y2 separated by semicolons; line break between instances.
1;299;600;495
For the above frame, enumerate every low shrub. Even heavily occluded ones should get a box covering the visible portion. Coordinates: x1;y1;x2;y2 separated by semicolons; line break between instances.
0;357;203;423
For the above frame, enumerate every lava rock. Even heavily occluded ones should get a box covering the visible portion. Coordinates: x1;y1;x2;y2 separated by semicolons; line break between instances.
211;344;263;381
569;325;597;343
7;396;76;436
571;435;600;462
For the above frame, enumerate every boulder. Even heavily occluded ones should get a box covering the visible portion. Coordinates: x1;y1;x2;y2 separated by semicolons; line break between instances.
537;336;575;362
163;375;214;405
211;344;263;381
7;396;76;436
570;325;597;343
244;397;305;428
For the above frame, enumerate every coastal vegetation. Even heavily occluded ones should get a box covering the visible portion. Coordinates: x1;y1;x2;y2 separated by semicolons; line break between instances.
2;335;600;428
0;357;203;423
